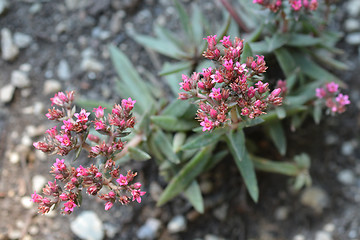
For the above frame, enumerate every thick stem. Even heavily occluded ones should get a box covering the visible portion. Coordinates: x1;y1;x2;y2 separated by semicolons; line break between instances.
219;0;250;33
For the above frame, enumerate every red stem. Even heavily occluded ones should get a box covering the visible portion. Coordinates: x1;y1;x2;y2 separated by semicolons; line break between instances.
219;0;250;33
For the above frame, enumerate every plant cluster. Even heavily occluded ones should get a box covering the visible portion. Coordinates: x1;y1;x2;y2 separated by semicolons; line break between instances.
32;92;145;214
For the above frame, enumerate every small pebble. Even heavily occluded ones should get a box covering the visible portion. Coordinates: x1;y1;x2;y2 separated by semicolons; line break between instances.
81;58;104;72
345;32;360;45
11;70;31;88
274;206;289;221
43;79;62;95
300;187;329;214
323;223;335;233
341;141;355;156
70;211;104;240
1;28;19;61
0;84;15;103
8;152;20;164
21;196;33;209
14;32;33;48
293;234;305;240
337;169;355;185
103;223;119;238
345;19;360;32
167;215;187;233
137;218;161;239
212;204;228;221
28;225;39;235
0;0;9;15
347;0;360;17
315;231;332;240
32;175;47;192
57;59;71;81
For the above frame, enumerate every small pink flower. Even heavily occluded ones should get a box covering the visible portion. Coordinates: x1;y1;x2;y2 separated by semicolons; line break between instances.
93;106;106;118
200;117;214;132
31;191;43;203
108;191;116;198
220;36;232;48
209;88;222;101
122;97;136;111
53;158;66;172
210;70;224;83
179;81;191;91
63;200;77;213
316;88;326;99
326;82;339;93
234;62;247;75
204;35;217;48
247;86;256;98
241;107;250;116
76;165;88;177
94;120;106;131
223;59;233;71
291;0;302;11
133;182;142;189
95;172;102;178
59;193;68;201
131;189;146;203
270;88;282;98
74;109;90;123
46;126;58;137
61;119;74;132
105;202;113;211
336;94;350;106
55;134;71;147
116;174;128;186
255;81;269;94
33;141;50;152
210;109;218;119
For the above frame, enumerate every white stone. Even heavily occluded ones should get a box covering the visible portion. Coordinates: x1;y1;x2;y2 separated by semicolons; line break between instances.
44;79;62;95
26;125;45;137
81;58;104;72
137;218;161;239
1;28;19;61
293;234;305;240
103;223;118;238
345;32;360;45
0;0;9;15
21;135;32;147
19;63;32;72
70;211;104;240
300;187;329;214
337;169;355;185
213;204;228;221
32;175;47;192
11;70;30;88
315;231;332;240
347;0;360;17
167;215;186;233
274;206;289;221
323;223;335;233
8;152;20;164
344;19;360;32
341;141;355;156
57;59;71;81
110;11;125;33
0;84;15;103
21;196;34;209
14;32;33;48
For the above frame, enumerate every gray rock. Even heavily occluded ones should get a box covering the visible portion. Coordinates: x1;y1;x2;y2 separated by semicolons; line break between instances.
204;234;225;240
213;203;228;221
0;84;15;103
103;223;119;238
92;27;111;40
0;0;9;15
110;10;125;33
81;58;104;72
29;3;41;14
293;234;306;240
19;63;32;72
11;70;31;88
337;169;355;185
167;215;186;233
341;141;355;156
32;175;47;192
21;196;33;209
57;59;71;81
274;206;289;221
137;218;161;239
344;19;360;32
70;211;104;240
345;32;360;45
347;0;360;17
300;187;329;214
65;0;88;10
14;32;33;48
55;21;68;34
8;151;20;164
44;79;62;95
149;182;163;202
1;28;19;61
315;231;332;240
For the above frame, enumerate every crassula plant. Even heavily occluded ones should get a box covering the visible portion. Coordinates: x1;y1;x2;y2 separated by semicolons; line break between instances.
32;91;145;214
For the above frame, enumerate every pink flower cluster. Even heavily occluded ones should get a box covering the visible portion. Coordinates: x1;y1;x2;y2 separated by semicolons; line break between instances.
32;92;145;214
179;35;283;131
253;0;318;12
316;82;350;114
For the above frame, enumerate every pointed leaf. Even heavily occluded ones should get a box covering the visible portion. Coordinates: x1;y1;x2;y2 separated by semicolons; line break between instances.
151;115;198;131
153;129;180;164
251;155;299;176
109;45;156;113
191;4;204;46
173;0;192;39
241;42;253;64
161;99;191;117
313;100;322;124
274;48;297;78
157;146;212;206
265;34;288;52
182;130;224;150
287;34;321;47
128;147;151;161
267;120;287;156
159;61;193;76
183;180;204;213
225;130;258;202
75;99;113;115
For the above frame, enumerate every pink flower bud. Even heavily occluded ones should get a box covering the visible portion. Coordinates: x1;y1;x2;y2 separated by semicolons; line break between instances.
133;182;142;189
105;202;113;211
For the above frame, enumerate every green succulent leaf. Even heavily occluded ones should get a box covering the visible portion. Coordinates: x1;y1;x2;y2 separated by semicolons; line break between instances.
225;129;259;202
191;4;205;46
173;0;192;39
251;155;299;176
266;120;287;156
153;129;180;164
313;100;322;124
157;146;212;206
241;42;253;64
181;129;225;150
161;99;191;117
109;45;156;113
183;180;204;213
274;48;297;78
159;61;193;76
128;147;151;161
75;99;113;115
287;34;321;47
151;115;198;131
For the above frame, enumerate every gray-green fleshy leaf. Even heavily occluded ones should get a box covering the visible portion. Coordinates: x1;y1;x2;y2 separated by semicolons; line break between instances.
287;34;321;47
251;155;299;176
159;61;193;76
267;120;287;156
313;100;322;124
128;147;151;161
241;42;253;64
153;129;180;164
157;146;212;206
181;129;225;150
173;0;192;39
225;130;259;202
161;99;191;117
183;180;204;213
109;45;156;113
151;115;198;131
76;99;113;115
274;48;297;78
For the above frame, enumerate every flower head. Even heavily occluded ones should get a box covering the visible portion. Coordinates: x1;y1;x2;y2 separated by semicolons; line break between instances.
200;117;214;132
93;106;106;118
122;97;136;111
